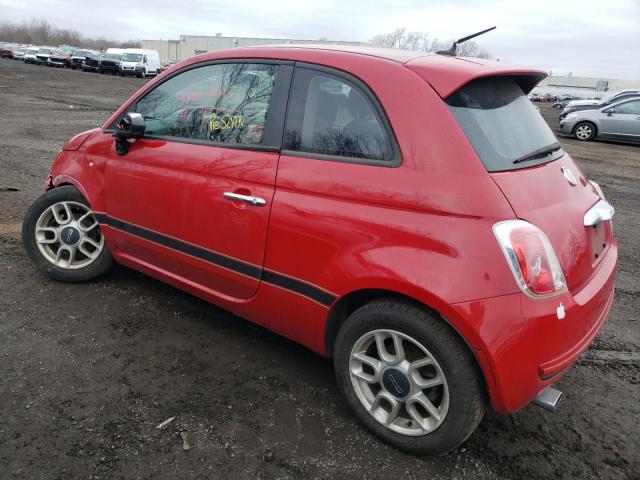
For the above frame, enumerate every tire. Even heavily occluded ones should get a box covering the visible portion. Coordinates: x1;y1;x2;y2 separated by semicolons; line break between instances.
573;121;596;141
22;185;114;283
100;69;104;74
334;299;486;455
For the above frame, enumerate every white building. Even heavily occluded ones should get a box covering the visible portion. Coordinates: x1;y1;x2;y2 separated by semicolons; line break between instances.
533;75;640;99
142;34;367;61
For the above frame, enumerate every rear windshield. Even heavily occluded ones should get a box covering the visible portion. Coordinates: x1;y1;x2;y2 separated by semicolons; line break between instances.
447;77;564;172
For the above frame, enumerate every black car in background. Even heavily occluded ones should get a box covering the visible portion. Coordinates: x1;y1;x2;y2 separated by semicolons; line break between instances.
70;49;92;70
560;90;640;119
82;53;102;72
99;53;121;74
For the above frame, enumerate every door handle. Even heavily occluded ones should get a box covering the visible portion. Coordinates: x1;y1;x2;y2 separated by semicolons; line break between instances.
223;192;266;206
584;199;615;226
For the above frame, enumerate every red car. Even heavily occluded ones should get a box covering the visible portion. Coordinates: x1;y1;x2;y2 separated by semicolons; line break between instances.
47;50;73;68
0;45;16;58
22;45;617;455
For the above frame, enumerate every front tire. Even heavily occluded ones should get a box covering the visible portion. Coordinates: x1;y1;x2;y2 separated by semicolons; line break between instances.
573;121;596;141
22;186;113;282
334;299;486;455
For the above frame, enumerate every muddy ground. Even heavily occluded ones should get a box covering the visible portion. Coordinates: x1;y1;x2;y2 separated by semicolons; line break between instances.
0;59;638;480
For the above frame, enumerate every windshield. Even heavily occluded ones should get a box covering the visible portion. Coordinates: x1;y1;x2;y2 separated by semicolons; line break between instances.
122;53;143;62
38;48;52;54
103;54;120;60
447;77;564;172
27;48;38;54
75;50;90;56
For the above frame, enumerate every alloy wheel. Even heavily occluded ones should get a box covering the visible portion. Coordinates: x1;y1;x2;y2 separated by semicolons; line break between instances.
575;124;593;140
34;201;105;270
349;329;450;436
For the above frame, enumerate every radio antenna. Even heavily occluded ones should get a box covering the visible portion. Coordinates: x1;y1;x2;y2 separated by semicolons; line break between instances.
436;26;496;56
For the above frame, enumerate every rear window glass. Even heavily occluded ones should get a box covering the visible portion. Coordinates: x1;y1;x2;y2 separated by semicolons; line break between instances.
447;77;564;172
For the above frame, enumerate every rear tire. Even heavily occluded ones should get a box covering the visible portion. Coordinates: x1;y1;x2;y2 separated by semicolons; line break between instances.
334;299;486;455
573;121;596;141
22;186;113;283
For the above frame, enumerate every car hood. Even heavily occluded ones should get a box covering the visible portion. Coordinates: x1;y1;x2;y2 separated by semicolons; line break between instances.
568;99;599;106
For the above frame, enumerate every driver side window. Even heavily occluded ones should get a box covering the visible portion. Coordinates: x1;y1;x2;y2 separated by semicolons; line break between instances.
614;100;640;115
135;63;278;145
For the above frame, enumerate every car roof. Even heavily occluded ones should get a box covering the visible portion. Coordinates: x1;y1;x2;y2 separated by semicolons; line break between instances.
185;45;547;99
609;95;640;107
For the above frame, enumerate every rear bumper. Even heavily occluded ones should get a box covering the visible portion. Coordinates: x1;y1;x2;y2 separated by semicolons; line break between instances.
441;239;617;413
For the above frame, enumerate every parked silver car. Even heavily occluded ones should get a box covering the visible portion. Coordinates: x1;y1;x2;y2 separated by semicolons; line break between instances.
559;97;640;142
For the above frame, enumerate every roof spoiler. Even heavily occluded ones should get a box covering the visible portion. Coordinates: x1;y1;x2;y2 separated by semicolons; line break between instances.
436;26;496;56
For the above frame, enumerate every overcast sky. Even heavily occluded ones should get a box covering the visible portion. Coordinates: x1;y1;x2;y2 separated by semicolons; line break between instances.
1;0;639;79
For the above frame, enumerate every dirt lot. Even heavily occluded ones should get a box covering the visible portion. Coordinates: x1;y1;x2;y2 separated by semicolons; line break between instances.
0;59;638;480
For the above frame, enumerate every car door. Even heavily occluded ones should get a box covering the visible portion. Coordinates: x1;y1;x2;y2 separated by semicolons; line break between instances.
102;60;292;299
600;99;640;139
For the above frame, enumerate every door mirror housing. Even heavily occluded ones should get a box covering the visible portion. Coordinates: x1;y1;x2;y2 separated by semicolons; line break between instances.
115;112;145;139
113;112;145;155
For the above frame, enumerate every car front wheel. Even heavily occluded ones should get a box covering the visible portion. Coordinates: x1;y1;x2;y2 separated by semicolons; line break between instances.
573;121;596;141
22;186;113;282
334;299;486;455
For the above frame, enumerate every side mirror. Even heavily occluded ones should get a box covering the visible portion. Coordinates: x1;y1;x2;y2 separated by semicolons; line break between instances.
113;112;145;156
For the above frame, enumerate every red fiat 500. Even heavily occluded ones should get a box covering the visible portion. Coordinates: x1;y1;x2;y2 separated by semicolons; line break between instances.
22;45;616;454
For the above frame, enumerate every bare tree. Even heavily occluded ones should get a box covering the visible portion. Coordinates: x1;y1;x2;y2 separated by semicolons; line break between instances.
0;18;141;50
371;28;491;59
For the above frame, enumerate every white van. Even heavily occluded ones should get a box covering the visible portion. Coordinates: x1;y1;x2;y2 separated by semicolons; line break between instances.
119;48;161;78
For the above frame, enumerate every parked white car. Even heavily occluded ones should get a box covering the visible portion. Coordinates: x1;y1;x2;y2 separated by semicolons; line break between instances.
119;48;161;78
23;47;39;64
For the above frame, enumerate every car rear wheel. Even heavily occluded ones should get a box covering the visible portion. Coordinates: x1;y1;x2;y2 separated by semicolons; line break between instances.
22;186;113;282
334;299;486;455
573;121;596;141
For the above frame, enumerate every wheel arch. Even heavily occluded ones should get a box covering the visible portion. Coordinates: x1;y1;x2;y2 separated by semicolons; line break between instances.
324;288;492;401
50;175;102;211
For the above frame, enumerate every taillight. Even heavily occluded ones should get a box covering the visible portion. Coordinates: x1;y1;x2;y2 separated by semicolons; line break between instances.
493;220;567;298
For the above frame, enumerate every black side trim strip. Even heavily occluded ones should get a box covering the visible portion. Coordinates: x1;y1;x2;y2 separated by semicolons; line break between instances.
94;214;261;279
95;214;336;307
261;270;335;307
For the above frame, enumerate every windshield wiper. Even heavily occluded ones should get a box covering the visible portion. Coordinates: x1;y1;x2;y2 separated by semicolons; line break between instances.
513;142;562;164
